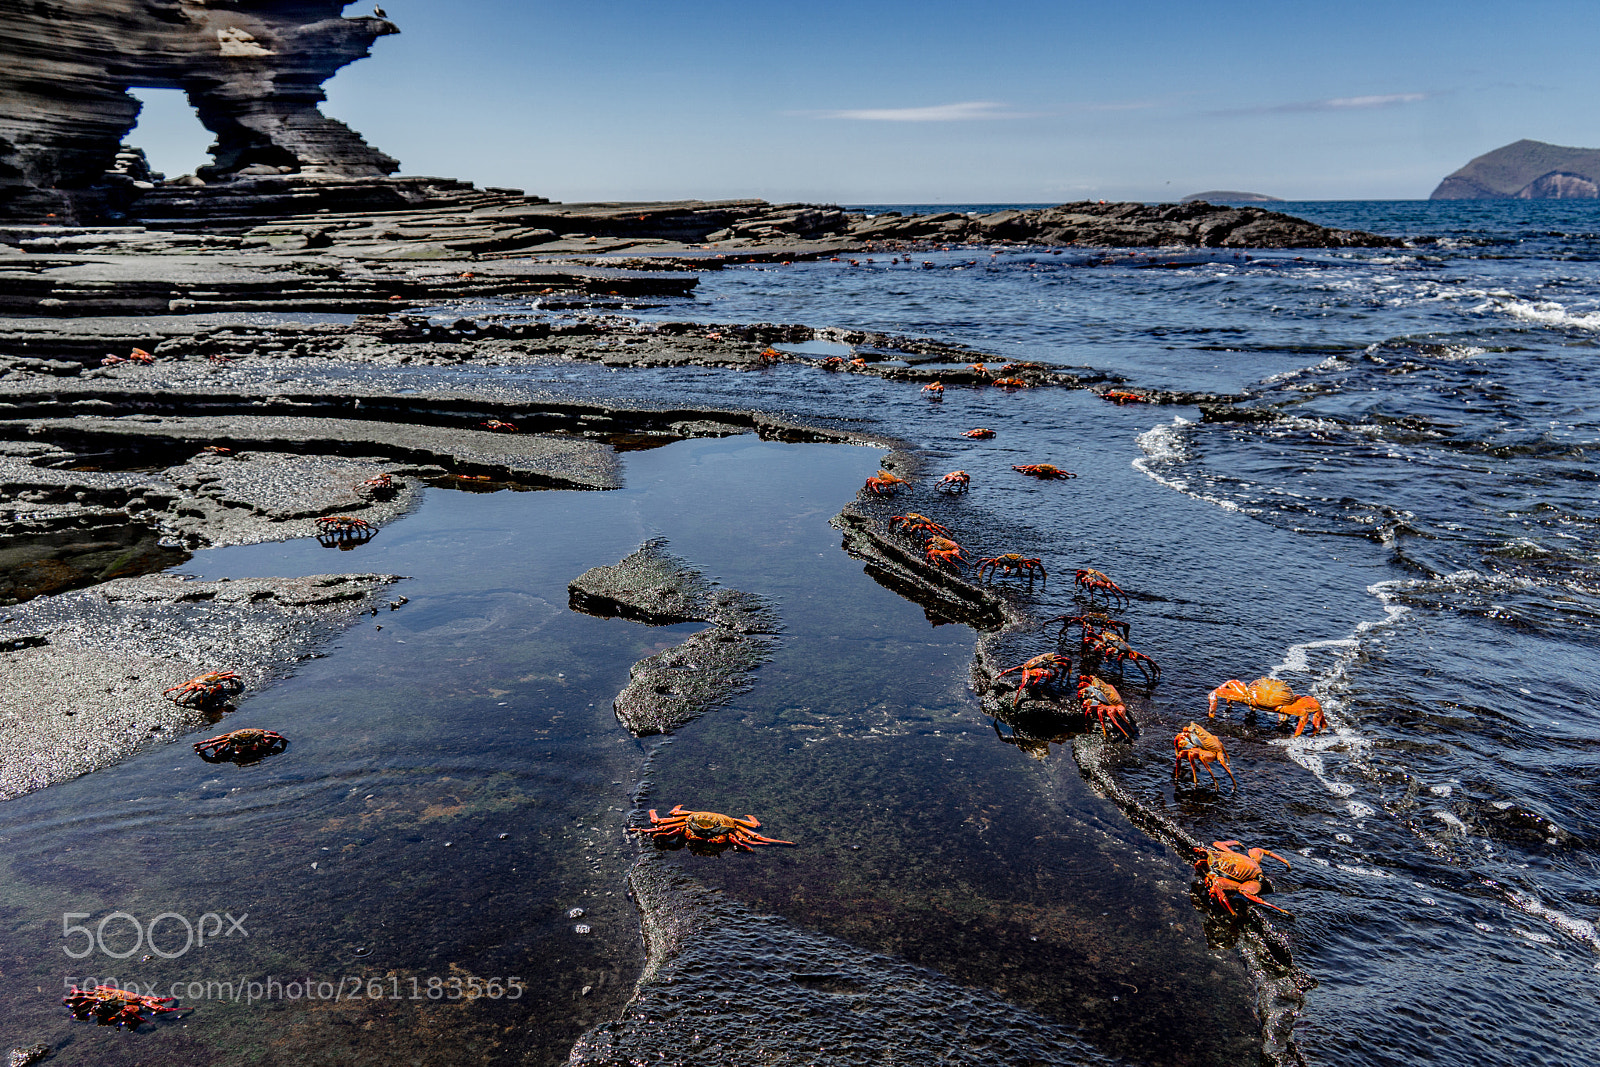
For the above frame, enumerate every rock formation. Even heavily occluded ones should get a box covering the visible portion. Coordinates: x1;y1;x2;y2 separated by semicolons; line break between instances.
1431;139;1600;199
0;0;399;221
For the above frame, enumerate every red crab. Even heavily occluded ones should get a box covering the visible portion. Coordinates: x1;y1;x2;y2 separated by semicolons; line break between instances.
976;554;1047;583
996;652;1071;706
628;805;794;851
358;472;397;499
1074;568;1129;606
1173;722;1236;790
936;470;970;493
63;985;179;1029
923;537;969;569
1193;841;1292;916
962;428;996;439
922;381;944;397
992;377;1030;389
477;419;518;433
193;728;288;762
101;348;155;367
889;513;950;538
865;470;908;495
1081;626;1160;685
1077;674;1134;739
316;515;375;536
759;346;783;364
162;669;243;708
967;363;991;377
820;356;847;371
1013;464;1077;480
1208;678;1325;736
1102;390;1150;404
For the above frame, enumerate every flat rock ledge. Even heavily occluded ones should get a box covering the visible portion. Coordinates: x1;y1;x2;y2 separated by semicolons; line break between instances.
568;540;779;736
0;572;404;800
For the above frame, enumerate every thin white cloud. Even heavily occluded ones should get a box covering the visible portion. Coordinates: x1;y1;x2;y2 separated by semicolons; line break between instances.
805;101;1030;122
1209;92;1435;117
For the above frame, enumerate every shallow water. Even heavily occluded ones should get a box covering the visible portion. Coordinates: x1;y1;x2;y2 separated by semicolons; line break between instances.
10;199;1600;1066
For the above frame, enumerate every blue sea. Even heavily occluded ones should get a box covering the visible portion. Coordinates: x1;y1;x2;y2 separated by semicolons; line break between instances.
1;199;1597;1066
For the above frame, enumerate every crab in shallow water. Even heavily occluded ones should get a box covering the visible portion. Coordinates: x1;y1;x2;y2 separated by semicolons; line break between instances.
1173;722;1237;790
162;669;243;708
193;728;288;763
1013;463;1077;480
936;470;970;493
63;985;178;1029
1074;568;1129;606
921;381;944;397
1081;627;1160;685
314;516;376;546
1207;677;1325;736
476;419;518;433
628;805;794;851
864;469;908;495
1193;840;1292;916
996;652;1071;706
1077;674;1134;739
977;554;1047;584
962;428;996;439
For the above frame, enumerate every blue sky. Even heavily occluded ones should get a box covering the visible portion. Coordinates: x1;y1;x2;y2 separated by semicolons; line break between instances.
128;1;1600;203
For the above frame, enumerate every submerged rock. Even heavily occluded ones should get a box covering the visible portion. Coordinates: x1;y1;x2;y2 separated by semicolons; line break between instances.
568;540;779;736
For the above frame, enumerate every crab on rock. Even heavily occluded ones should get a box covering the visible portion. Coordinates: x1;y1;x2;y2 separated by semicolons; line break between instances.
923;537;969;569
63;985;178;1029
889;513;950;539
193;728;289;763
996;652;1071;706
162;669;243;708
628;805;794;851
865;470;909;496
1193;840;1292;916
1081;627;1160;685
1077;674;1134;739
1173;722;1237;790
936;470;970;493
1208;677;1325;736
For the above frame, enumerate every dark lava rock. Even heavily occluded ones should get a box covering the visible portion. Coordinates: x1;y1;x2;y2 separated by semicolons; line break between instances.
568;540;779;736
850;200;1400;249
7;1045;49;1067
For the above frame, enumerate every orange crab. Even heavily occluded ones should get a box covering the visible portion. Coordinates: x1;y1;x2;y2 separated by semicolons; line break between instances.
477;419;518;433
194;728;288;762
936;470;970;493
358;472;397;499
864;469;908;495
1193;840;1292;916
1077;674;1134;739
1013;463;1077;480
628;805;794;851
889;513;950;538
820;356;847;370
996;652;1071;706
962;428;996;439
923;536;969;569
162;669;243;708
967;363;991;377
63;985;178;1029
1080;626;1160;685
101;348;155;366
977;554;1047;583
922;381;945;397
1207;678;1325;736
1074;568;1128;605
992;377;1030;389
316;515;375;536
759;346;783;363
1173;722;1237;790
1102;390;1150;404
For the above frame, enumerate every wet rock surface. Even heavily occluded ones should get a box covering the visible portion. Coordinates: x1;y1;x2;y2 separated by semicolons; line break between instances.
568;855;1120;1067
569;540;780;736
0;572;402;799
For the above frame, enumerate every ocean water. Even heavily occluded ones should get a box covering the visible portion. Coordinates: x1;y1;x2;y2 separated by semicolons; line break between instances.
3;199;1598;1066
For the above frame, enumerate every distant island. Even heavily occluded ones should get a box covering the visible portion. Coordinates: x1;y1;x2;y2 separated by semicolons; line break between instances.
1180;191;1283;203
1431;139;1600;199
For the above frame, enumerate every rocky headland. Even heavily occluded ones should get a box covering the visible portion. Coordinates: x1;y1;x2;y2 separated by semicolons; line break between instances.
1431;139;1600;199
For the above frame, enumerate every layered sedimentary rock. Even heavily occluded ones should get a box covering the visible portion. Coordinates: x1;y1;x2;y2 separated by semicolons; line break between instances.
1431;139;1600;199
0;0;399;221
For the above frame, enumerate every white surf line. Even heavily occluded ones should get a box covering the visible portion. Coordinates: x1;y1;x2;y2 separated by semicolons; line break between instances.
1131;416;1243;512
